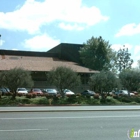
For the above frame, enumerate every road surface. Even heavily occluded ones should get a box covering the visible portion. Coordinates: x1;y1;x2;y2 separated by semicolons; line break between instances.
0;110;140;140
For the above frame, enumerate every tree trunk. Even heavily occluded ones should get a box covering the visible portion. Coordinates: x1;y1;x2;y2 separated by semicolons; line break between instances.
11;91;17;100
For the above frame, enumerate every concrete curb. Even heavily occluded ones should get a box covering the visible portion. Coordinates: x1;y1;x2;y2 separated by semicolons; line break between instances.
1;105;140;112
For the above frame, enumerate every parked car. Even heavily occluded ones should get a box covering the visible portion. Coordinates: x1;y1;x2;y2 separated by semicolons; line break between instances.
0;87;10;95
16;88;28;94
81;90;95;96
42;89;58;96
115;90;134;96
63;89;75;95
29;88;43;95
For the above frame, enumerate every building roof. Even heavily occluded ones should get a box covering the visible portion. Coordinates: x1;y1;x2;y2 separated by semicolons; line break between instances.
0;55;98;73
47;43;83;64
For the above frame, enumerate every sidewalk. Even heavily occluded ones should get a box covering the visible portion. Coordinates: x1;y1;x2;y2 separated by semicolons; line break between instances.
0;105;140;112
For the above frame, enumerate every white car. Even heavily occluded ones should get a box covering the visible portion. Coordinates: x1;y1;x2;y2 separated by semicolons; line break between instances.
16;88;28;94
63;89;75;95
116;90;135;96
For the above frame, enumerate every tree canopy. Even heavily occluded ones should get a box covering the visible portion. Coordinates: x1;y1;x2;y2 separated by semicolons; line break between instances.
47;66;81;96
89;71;120;97
116;46;133;72
79;36;116;71
0;67;34;99
119;69;140;92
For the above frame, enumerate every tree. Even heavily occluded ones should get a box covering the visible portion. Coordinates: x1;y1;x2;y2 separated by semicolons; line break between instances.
0;67;34;99
79;36;116;71
47;66;81;97
116;46;133;72
89;71;120;98
119;70;140;93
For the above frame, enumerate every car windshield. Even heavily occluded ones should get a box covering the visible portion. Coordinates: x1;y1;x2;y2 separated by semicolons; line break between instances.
122;90;128;94
18;88;26;91
65;89;70;92
34;89;41;91
47;89;54;92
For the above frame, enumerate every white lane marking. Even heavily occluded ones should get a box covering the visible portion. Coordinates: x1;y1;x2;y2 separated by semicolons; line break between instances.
0;129;48;132
0;115;140;120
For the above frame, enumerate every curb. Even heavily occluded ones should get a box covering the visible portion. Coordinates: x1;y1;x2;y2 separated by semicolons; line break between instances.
1;105;140;112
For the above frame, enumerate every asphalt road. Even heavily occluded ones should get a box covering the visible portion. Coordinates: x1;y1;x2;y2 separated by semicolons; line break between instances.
0;111;140;140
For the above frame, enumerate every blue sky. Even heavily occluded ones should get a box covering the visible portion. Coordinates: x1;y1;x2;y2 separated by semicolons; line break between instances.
0;0;140;67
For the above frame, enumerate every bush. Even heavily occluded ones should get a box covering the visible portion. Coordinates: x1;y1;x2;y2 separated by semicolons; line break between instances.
76;96;87;105
94;93;100;99
21;98;30;104
67;95;77;103
87;98;100;105
5;92;13;96
26;94;32;98
57;97;68;105
118;96;132;103
17;93;24;97
30;97;48;105
0;92;2;99
112;94;119;99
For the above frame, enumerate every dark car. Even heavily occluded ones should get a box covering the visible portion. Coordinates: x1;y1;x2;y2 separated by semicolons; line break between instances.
0;87;10;95
81;90;95;96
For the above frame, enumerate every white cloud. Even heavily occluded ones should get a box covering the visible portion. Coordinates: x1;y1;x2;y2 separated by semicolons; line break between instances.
111;44;123;51
22;34;60;51
132;61;138;68
59;23;85;31
115;23;140;37
111;43;132;51
0;0;109;33
134;45;140;56
0;39;5;47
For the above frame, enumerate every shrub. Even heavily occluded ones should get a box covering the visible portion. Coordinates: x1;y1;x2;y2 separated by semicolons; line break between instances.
5;92;13;96
53;96;59;103
118;96;132;103
21;98;30;104
87;98;100;105
112;94;119;99
57;97;68;105
32;94;36;98
26;94;32;98
67;95;77;104
100;98;107;104
17;93;23;97
76;96;87;104
131;97;140;103
94;93;100;99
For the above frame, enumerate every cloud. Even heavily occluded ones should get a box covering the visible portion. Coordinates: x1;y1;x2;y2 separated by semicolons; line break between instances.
0;0;109;33
22;34;60;51
111;43;132;51
0;39;5;47
134;45;140;56
59;23;85;31
115;23;140;37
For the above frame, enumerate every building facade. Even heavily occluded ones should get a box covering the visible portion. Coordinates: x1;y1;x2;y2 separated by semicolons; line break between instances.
0;43;99;92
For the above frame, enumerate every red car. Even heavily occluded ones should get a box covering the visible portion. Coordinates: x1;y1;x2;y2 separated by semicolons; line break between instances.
30;88;43;96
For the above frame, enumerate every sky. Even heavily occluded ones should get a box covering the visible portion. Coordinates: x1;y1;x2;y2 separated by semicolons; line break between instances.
0;0;140;67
